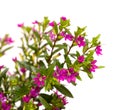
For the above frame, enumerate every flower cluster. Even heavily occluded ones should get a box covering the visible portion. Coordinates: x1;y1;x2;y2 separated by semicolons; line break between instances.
0;92;11;110
53;67;78;83
0;17;104;110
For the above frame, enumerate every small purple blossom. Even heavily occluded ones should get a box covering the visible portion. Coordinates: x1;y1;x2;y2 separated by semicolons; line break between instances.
30;86;41;98
61;16;67;21
22;95;31;103
33;73;46;87
49;21;55;27
17;23;24;27
66;68;78;83
0;65;4;70
65;34;74;41
12;57;17;62
75;36;86;47
20;67;26;73
0;92;11;110
4;37;14;44
54;91;68;105
60;31;66;37
78;55;85;63
95;45;102;55
89;60;98;72
1;102;11;110
49;31;56;41
53;67;78;83
32;20;39;24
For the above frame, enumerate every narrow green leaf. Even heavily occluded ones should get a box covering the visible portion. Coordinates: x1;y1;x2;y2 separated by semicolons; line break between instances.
39;96;52;109
54;84;73;98
98;66;105;69
0;68;8;80
40;93;53;103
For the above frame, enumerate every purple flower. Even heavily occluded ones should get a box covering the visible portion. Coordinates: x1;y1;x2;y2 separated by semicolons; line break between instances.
22;95;30;103
53;66;67;81
60;31;66;37
49;21;55;27
0;92;6;102
95;45;102;55
4;37;14;44
32;20;39;24
61;16;67;21
65;34;74;41
30;87;41;98
66;68;78;83
89;60;98;72
33;73;46;87
1;102;11;110
49;31;56;41
75;36;86;47
78;55;85;63
0;65;4;70
20;67;26;73
53;67;78;83
0;92;11;110
12;57;17;62
54;91;68;105
17;23;24;27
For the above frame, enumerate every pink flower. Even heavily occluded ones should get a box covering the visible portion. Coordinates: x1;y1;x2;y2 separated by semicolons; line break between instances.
22;95;30;103
89;60;98;72
78;55;85;63
54;91;68;105
33;73;46;87
4;37;14;44
20;67;26;73
66;68;78;83
95;45;102;55
0;92;11;110
12;57;17;62
32;20;39;24
1;102;11;110
0;65;4;70
65;34;74;41
61;16;67;21
30;87;41;98
17;23;24;27
53;67;78;83
75;36;86;47
49;31;56;41
49;21;55;27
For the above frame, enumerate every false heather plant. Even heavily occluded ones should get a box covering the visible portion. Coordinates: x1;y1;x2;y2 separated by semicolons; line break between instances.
0;17;104;110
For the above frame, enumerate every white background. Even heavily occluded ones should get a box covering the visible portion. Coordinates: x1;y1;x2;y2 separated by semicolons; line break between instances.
0;0;120;110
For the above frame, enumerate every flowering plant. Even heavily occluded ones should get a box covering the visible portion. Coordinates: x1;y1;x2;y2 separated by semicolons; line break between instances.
0;17;104;110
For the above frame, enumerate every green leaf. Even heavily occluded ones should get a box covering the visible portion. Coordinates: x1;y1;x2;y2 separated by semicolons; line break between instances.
43;35;52;47
53;22;58;34
39;96;52;110
54;84;73;98
0;68;8;80
2;46;13;54
42;17;50;32
60;19;70;28
65;56;72;68
98;66;105;69
92;34;101;46
40;93;53;103
74;26;87;37
33;31;40;41
12;84;30;102
18;61;31;71
25;26;31;33
23;100;36;110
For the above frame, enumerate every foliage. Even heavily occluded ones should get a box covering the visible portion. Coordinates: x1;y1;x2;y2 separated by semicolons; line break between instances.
0;17;104;110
